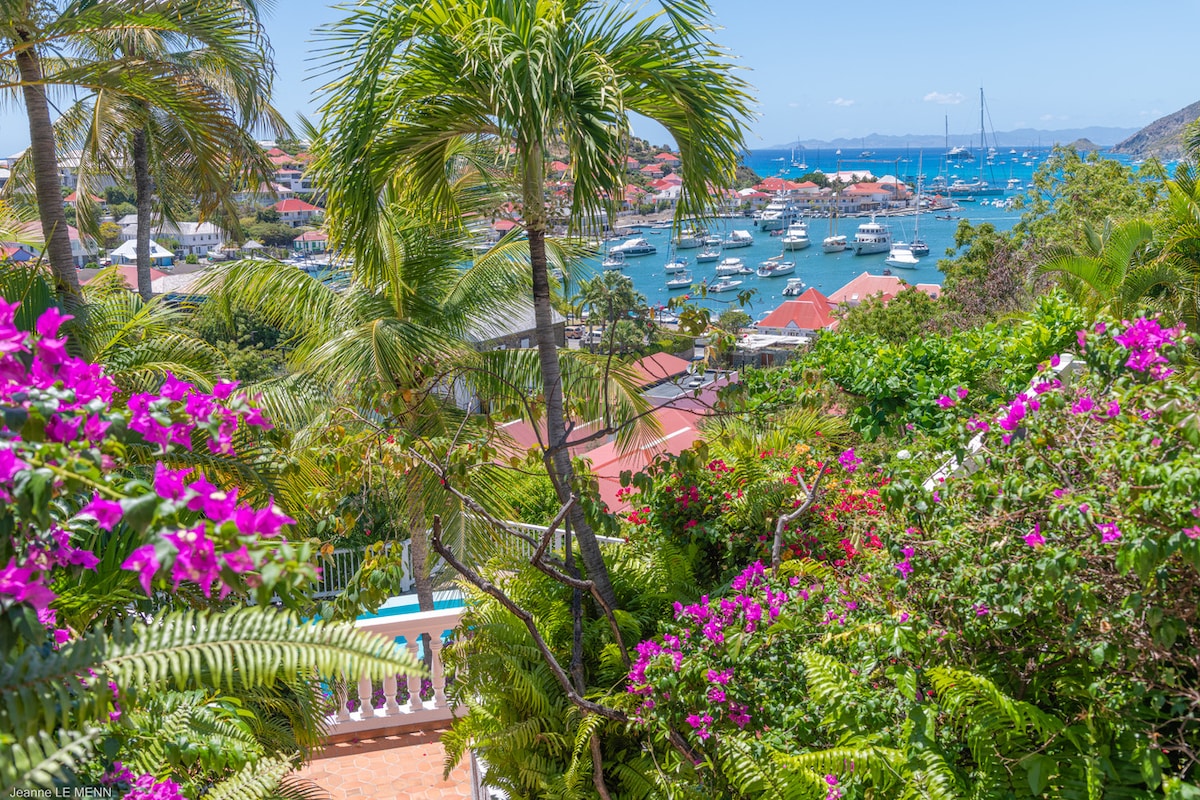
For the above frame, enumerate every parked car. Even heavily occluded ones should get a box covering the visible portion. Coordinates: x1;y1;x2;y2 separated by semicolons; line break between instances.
565;325;584;339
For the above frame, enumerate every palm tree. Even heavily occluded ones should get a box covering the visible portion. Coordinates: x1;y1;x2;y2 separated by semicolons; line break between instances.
202;203;650;615
1036;220;1156;321
6;0;286;301
313;0;753;608
1;0;285;301
1150;162;1200;333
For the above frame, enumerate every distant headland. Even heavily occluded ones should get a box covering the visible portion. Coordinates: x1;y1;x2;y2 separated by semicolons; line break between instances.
767;126;1140;151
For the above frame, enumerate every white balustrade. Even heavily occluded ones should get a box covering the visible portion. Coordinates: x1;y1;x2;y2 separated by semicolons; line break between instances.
327;607;465;736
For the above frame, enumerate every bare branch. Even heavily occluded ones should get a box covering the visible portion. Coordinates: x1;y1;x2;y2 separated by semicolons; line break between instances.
771;462;831;570
430;515;628;722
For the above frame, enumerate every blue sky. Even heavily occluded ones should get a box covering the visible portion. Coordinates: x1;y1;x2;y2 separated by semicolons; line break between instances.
2;0;1196;155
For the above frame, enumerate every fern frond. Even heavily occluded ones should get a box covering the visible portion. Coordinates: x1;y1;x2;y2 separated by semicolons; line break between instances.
204;755;294;800
0;728;101;794
717;736;826;800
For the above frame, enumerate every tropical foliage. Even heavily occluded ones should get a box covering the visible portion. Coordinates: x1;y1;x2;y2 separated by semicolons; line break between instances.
0;299;418;794
627;314;1200;798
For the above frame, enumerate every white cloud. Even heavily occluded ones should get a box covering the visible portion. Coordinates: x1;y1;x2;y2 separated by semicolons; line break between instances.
830;97;854;107
923;91;964;105
787;102;799;108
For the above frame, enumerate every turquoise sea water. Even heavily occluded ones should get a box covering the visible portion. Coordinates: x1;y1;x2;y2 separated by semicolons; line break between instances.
575;146;1138;320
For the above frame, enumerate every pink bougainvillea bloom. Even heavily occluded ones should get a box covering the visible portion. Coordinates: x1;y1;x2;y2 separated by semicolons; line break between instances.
838;448;862;473
1097;522;1122;543
212;380;240;400
78;494;123;531
936;395;956;408
956;385;969;399
1094;322;1107;334
0;559;56;611
1182;526;1200;539
974;603;989;617
1071;396;1094;415
1105;401;1120;418
1024;523;1045;548
121;545;160;595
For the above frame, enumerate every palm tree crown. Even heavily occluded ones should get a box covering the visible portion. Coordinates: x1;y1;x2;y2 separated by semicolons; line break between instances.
313;0;753;609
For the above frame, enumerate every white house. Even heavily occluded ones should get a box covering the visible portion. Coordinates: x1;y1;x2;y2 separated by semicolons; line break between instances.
116;219;227;256
272;198;323;227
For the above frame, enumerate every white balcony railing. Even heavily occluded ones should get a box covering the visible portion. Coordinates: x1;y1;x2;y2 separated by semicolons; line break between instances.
330;606;465;736
315;521;625;600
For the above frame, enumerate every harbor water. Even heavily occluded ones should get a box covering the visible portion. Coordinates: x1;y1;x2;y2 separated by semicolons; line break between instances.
573;146;1140;320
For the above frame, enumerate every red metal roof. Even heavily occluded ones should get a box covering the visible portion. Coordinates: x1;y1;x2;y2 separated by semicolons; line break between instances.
757;289;835;331
629;352;691;387
272;198;322;212
654;152;680;161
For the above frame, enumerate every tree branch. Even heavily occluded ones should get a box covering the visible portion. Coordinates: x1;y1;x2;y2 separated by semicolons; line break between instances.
771;462;831;570
429;515;628;722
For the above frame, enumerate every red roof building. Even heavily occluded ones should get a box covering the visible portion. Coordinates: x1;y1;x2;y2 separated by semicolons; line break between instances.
756;288;835;335
827;272;942;307
83;265;166;290
272;198;323;227
272;198;321;213
549;160;570;173
628;352;691;387
639;163;663;175
654;152;681;164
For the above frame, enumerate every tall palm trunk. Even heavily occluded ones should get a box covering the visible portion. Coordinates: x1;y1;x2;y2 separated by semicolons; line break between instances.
14;39;81;299
522;146;618;610
132;126;154;301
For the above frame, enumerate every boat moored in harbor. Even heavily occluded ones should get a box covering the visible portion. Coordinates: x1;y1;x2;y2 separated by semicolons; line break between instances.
705;277;743;294
608;237;656;257
781;277;807;296
723;229;755;249
852;217;892;256
601;250;626;270
781;221;811;251
884;242;920;269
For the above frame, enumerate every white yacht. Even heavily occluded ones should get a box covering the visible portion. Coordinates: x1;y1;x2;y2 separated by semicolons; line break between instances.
722;229;755;249
780;221;811;251
756;256;796;278
675;227;706;250
884;242;920;269
715;257;746;276
608;237;656;257
706;277;743;294
666;270;694;289
822;234;847;254
600;250;626;270
695;246;721;263
781;277;806;296
852;218;892;256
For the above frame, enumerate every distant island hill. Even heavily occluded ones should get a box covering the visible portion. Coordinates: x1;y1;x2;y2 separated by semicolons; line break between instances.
772;102;1200;158
772;101;1200;161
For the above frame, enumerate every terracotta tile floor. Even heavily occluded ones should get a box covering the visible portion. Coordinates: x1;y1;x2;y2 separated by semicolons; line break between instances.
291;728;474;799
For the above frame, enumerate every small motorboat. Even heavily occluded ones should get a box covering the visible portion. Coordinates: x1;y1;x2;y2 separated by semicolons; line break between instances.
706;277;743;294
666;270;694;289
756;256;796;278
696;246;721;263
884;243;920;269
781;277;806;296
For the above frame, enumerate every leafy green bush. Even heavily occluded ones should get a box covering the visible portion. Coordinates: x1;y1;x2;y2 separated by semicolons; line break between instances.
628;313;1200;797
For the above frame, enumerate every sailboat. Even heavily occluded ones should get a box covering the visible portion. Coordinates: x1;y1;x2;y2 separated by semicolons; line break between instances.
946;90;1003;198
822;197;847;253
791;141;807;170
910;153;929;256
